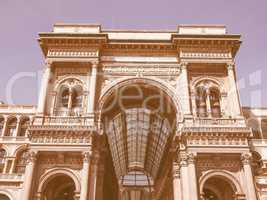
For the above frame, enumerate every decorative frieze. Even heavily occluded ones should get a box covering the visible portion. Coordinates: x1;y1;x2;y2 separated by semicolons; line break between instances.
28;130;92;145
197;155;241;174
103;65;181;76
182;132;249;147
180;51;231;59
47;49;99;58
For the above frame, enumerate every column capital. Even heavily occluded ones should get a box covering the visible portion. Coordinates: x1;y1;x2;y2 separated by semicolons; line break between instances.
26;151;37;164
179;152;188;166
91;61;99;67
172;161;181;178
82;151;92;163
227;61;235;71
187;153;197;164
241;153;252;165
45;60;53;68
180;62;188;70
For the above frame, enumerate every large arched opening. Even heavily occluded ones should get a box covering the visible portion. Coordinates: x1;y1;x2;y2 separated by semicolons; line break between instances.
0;193;11;200
99;78;179;200
41;174;76;200
201;176;238;200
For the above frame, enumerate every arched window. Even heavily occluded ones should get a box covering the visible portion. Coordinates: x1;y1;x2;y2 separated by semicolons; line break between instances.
15;150;28;174
195;81;222;118
55;81;84;116
0;117;4;136
209;88;221;118
5;117;17;136
19;118;30;137
0;149;7;173
61;89;70;108
261;119;267;139
196;86;208;117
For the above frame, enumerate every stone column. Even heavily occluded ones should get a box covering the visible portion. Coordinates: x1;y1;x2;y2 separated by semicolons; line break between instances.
23;151;37;200
9;157;16;174
15;116;21;137
187;153;198;200
206;90;212;117
227;62;241;117
172;161;182;200
241;153;257;200
37;62;52;114
87;62;98;117
80;152;92;200
1;116;8;136
89;152;100;200
180;152;190;200
178;62;191;115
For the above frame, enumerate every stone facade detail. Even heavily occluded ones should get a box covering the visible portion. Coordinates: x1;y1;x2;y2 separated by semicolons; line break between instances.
0;24;265;200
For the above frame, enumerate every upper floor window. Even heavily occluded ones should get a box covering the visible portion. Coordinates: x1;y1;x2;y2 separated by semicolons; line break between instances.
15;150;28;174
0;117;4;135
19;117;30;137
5;117;17;136
55;79;84;116
261;119;267;139
0;149;6;173
209;88;221;118
195;81;222;118
196;86;208;117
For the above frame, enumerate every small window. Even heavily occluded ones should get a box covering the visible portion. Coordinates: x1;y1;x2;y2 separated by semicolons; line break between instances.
15;150;28;174
61;89;70;108
210;88;221;118
196;87;207;117
19;118;30;136
6;118;17;136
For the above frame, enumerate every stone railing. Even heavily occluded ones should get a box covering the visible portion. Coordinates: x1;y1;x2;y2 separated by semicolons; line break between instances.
0;173;24;181
0;136;28;142
250;139;267;146
32;115;94;127
183;117;246;128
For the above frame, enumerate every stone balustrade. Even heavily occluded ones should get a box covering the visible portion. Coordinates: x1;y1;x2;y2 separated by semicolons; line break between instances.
0;173;24;181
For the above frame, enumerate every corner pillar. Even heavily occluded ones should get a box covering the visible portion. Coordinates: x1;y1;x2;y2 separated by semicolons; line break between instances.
23;151;37;200
172;161;182;200
80;151;92;200
87;62;98;118
37;62;52;114
178;62;191;115
187;153;198;200
241;153;257;200
227;62;241;117
89;152;100;200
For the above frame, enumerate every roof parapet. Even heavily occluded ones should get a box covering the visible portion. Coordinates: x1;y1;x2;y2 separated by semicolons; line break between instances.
53;23;102;34
178;25;227;35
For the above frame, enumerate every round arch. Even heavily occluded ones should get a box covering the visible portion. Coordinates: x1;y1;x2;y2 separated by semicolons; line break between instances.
54;76;86;91
37;168;81;194
199;170;243;194
13;144;28;157
0;190;13;200
98;77;183;123
191;76;225;93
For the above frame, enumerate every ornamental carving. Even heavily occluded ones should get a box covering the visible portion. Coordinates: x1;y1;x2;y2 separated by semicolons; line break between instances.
102;65;181;76
197;155;241;175
48;49;98;58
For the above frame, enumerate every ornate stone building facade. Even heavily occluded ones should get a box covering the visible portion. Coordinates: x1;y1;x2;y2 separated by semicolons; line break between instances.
0;24;266;200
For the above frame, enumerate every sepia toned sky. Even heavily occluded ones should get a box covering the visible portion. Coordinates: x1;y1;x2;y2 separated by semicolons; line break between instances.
0;0;266;107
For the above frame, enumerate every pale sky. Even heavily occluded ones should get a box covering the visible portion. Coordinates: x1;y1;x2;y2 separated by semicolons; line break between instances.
0;0;266;107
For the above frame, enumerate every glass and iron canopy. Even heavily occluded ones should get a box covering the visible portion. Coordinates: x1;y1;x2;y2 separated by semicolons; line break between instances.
103;83;176;189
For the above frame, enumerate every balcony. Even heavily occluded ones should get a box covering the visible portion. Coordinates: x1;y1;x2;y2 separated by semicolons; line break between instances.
250;139;267;160
0;173;24;182
0;136;28;143
32;115;95;127
181;117;249;133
